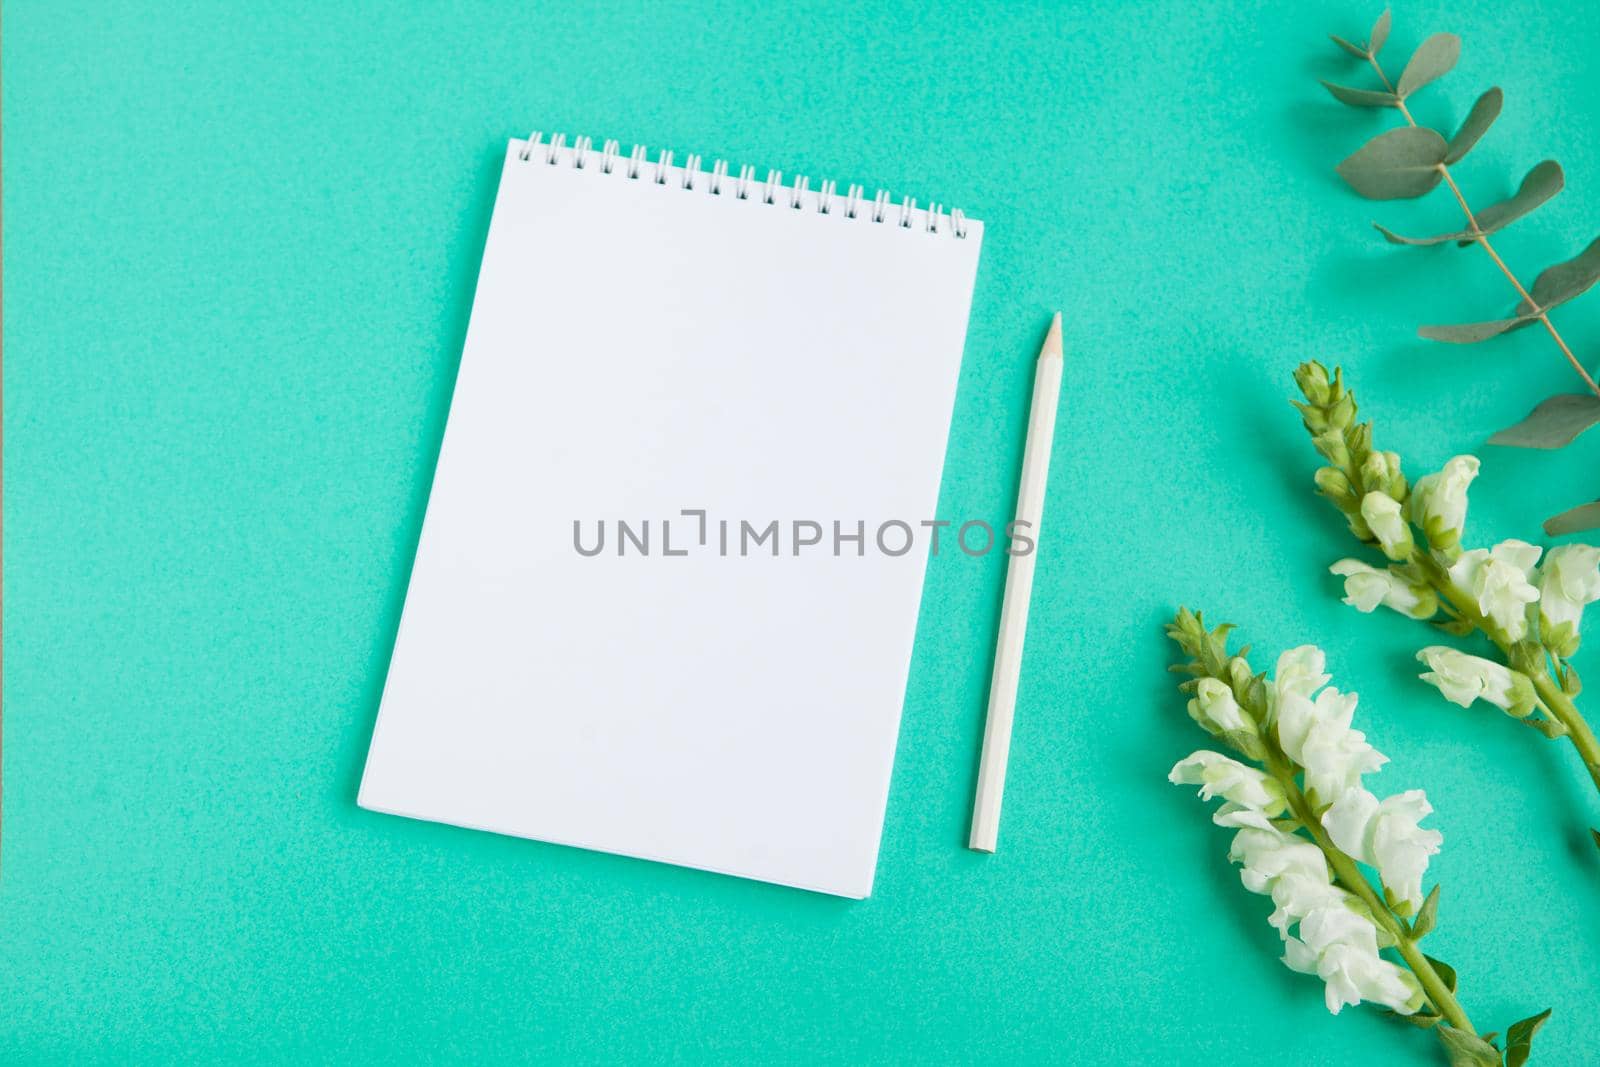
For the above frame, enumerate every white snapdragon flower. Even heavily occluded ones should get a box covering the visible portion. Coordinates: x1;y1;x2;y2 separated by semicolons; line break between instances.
1407;455;1479;553
1536;544;1600;654
1283;906;1424;1015
1216;807;1355;935
1274;684;1387;802
1359;492;1413;560
1186;676;1257;742
1416;646;1536;718
1169;751;1286;815
1266;873;1352;938
1225;815;1330;896
1271;646;1330;714
1321;789;1442;915
1329;560;1435;619
1448;540;1541;641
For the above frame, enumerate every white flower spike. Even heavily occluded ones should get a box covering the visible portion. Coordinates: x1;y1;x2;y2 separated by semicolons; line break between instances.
1168;611;1462;1027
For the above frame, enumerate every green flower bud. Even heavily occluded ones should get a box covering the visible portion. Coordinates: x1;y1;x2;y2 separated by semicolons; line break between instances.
1293;360;1338;407
1542;619;1581;659
1327;391;1357;432
1313;429;1351;468
1314;467;1358;510
1507;673;1539;719
1359;450;1406;500
1347;421;1373;456
1227;655;1255;694
1292;401;1328;436
1508;640;1544;677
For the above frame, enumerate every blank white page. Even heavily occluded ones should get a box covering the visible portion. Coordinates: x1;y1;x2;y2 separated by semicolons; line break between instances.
359;136;984;897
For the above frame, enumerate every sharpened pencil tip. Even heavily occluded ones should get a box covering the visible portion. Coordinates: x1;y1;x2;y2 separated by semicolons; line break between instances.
1040;312;1063;361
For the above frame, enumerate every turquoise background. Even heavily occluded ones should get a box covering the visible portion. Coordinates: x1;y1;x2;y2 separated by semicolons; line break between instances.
5;0;1599;1061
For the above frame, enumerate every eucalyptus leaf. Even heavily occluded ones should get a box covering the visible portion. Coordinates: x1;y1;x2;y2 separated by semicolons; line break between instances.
1418;315;1536;343
1417;225;1595;340
1488;393;1600;449
1337;127;1448;200
1411;884;1440;938
1330;34;1369;59
1545;500;1600;536
1398;33;1461;98
1436;1026;1500;1067
1322;81;1398;108
1376;160;1563;245
1523;235;1600;312
1370;9;1391;55
1444;88;1503;164
1374;221;1471;246
1505;1008;1552;1067
1464;160;1564;244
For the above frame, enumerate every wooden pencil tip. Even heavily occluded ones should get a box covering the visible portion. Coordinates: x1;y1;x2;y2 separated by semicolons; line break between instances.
1040;312;1063;360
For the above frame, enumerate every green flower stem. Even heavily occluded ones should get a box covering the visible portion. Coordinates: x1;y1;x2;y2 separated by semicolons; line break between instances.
1533;675;1600;794
1421;558;1600;795
1364;52;1600;398
1262;749;1477;1035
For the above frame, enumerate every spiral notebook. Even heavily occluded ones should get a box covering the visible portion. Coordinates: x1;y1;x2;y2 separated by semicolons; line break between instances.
359;133;985;897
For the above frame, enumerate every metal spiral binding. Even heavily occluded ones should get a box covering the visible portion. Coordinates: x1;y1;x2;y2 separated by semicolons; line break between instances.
517;130;969;239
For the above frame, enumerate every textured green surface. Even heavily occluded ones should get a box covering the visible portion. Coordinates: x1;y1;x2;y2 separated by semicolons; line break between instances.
5;0;1600;1062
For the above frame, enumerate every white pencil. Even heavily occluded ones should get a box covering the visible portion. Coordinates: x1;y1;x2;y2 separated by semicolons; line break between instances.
969;313;1063;853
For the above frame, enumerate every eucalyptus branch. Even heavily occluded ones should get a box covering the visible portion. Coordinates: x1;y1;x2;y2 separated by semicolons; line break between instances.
1293;362;1600;825
1358;42;1599;398
1166;610;1550;1064
1321;10;1600;535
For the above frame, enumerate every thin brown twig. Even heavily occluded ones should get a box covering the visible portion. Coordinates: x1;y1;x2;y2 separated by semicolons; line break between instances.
1366;53;1600;399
